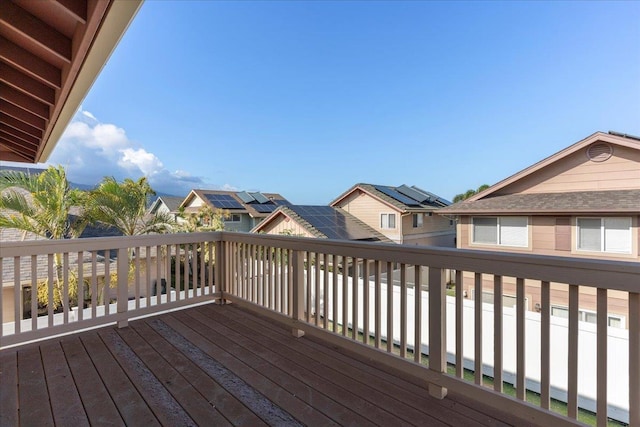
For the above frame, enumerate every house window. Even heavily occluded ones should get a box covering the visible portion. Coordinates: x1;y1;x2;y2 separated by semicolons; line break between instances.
413;213;423;228
472;216;528;247
577;217;631;254
381;213;396;229
551;305;625;328
225;214;241;222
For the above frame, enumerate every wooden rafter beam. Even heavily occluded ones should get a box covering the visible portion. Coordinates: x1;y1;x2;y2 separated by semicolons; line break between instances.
54;0;88;24
0;38;62;89
0;131;38;155
0;123;40;147
0;83;49;120
0;63;56;105
0;0;72;64
0;100;46;131
0;112;43;139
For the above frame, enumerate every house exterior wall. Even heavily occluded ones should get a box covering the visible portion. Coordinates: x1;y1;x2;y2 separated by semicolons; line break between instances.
457;215;639;261
223;214;254;233
255;215;315;238
402;213;456;247
334;190;403;243
494;145;640;195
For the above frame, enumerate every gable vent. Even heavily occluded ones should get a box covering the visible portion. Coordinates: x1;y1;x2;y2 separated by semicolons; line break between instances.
586;143;613;162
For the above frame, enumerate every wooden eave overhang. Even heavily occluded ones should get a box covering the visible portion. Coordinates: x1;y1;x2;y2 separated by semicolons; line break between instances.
0;0;143;163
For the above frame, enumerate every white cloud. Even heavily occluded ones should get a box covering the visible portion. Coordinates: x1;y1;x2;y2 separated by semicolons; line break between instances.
47;108;220;196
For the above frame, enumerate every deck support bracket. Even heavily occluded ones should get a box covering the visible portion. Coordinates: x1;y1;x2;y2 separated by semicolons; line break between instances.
428;383;448;399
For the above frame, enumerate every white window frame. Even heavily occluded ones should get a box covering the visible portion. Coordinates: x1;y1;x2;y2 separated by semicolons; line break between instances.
413;213;423;228
576;217;632;254
472;216;528;247
225;214;241;223
551;305;625;328
380;213;396;229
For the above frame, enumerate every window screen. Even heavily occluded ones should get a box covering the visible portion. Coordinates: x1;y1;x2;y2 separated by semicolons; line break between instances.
473;217;497;244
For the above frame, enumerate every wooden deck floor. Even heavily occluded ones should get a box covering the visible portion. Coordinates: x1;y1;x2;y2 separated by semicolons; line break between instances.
1;303;524;426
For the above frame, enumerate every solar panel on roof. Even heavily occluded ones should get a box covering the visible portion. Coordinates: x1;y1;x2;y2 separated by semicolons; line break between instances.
289;206;374;240
250;192;270;204
373;185;421;206
396;185;430;203
204;194;243;209
253;204;277;213
236;191;255;203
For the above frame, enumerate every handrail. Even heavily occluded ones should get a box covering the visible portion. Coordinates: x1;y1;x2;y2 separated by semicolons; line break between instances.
2;231;638;425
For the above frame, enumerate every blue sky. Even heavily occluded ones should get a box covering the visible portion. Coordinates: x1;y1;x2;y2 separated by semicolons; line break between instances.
20;1;640;203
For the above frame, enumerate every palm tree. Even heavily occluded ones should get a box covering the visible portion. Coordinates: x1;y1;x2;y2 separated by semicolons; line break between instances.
88;176;174;237
0;166;89;309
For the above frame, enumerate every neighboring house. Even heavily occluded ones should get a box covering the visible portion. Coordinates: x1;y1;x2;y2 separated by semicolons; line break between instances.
330;183;455;246
148;195;184;221
251;205;392;242
179;189;290;232
438;131;640;327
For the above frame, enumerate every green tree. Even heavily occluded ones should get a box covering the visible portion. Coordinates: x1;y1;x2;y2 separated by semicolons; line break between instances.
452;184;490;203
0;166;90;309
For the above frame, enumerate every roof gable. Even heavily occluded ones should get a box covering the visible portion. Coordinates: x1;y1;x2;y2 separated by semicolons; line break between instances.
468;131;640;201
253;205;391;242
331;183;450;212
180;189;289;218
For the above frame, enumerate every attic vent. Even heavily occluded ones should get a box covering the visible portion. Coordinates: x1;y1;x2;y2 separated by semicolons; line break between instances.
586;143;613;162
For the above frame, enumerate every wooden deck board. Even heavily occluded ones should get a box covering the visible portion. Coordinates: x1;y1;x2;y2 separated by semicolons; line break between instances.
0;351;18;426
192;304;448;426
40;341;89;426
0;302;518;426
58;336;126;426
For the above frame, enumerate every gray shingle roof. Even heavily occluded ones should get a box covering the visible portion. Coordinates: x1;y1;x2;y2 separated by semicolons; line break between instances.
438;189;640;215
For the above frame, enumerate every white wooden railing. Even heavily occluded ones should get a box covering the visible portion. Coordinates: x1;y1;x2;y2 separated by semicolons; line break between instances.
2;231;639;426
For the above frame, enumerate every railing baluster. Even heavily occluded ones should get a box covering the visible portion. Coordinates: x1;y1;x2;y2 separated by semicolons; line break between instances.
292;250;304;337
0;259;3;341
261;245;266;306
92;251;98;317
145;246;151;308
332;254;338;333
455;269;463;378
630;292;640;426
134;247;141;308
428;266;447;399
375;260;381;349
287;249;293;317
352;257;359;340
323;253;329;329
567;284;579;419
166;245;173;302
414;264;421;363
474;272;483;385
400;263;407;358
306;251;312;323
175;245;181;302
63;252;69;324
342;256;348;337
117;248;128;328
362;259;369;344
540;281;551;409
596;288;607;426
13;256;20;333
200;242;206;296
493;275;503;393
516;277;525;400
267;246;273;309
105;254;111;314
208;241;214;295
315;252;321;326
47;254;54;326
387;261;393;353
77;252;83;322
31;255;37;330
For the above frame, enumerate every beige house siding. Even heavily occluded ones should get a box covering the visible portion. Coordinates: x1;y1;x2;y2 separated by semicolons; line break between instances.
458;215;639;261
336;190;403;243
257;215;314;238
401;213;456;246
495;145;640;195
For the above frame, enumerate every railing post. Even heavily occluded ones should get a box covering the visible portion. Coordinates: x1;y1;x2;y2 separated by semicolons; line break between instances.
215;239;225;304
291;250;305;338
117;248;129;328
428;266;448;399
